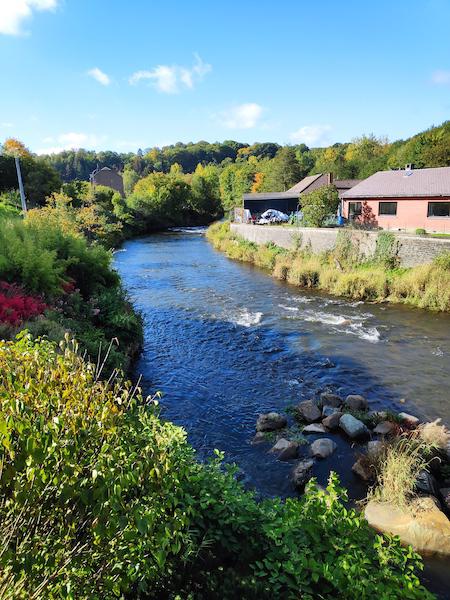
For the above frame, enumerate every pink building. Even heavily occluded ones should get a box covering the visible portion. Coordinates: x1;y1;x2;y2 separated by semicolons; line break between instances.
342;166;450;233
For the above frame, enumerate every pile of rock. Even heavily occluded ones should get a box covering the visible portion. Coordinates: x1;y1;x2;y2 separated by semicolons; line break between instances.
253;394;450;556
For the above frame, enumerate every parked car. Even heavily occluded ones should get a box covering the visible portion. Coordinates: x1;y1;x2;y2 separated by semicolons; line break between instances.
257;209;289;225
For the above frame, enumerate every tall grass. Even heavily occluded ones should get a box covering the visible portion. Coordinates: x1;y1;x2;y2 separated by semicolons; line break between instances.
207;222;450;311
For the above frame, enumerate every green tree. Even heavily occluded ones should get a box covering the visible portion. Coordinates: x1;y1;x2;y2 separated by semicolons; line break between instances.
190;164;222;217
261;146;301;191
301;185;340;227
122;166;140;195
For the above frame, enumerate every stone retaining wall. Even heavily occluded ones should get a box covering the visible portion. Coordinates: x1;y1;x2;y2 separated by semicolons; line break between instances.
230;223;450;267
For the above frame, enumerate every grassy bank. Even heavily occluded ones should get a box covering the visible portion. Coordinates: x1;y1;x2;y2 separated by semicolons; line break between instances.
0;334;432;599
207;222;450;312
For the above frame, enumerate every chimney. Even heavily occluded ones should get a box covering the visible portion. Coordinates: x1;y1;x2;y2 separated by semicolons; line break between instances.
328;172;333;185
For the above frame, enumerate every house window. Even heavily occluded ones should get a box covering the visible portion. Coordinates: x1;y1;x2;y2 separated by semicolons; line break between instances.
379;202;397;216
428;202;450;218
348;202;362;218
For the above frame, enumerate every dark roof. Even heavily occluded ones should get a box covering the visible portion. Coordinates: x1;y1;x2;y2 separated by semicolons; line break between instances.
243;173;324;201
243;191;299;201
334;179;361;190
342;167;450;199
286;173;323;194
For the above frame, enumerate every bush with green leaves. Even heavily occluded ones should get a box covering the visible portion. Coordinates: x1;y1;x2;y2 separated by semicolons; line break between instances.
0;216;141;371
300;185;340;227
0;335;433;599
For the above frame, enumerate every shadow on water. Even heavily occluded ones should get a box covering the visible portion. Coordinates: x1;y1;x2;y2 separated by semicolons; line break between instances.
115;231;450;599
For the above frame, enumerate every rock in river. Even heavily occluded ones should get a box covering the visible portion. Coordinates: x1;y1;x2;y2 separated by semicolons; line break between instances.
292;459;315;490
251;431;266;444
373;421;396;436
365;497;450;556
303;423;327;434
310;438;337;459
352;457;375;482
322;405;339;418
345;394;368;411
269;438;298;461
256;412;287;432
320;392;343;408
398;412;420;428
339;413;369;439
297;400;321;423
322;412;343;430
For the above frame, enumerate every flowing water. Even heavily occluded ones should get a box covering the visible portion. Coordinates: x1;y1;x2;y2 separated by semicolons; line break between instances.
115;229;450;596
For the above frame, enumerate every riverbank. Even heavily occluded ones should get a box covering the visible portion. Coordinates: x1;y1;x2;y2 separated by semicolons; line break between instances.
207;221;450;312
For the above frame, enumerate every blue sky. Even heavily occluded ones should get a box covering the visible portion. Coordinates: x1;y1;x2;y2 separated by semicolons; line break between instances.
0;0;449;154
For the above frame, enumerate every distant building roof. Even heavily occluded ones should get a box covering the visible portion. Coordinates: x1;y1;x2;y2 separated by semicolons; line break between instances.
243;173;325;201
334;179;362;190
286;173;324;194
342;167;450;199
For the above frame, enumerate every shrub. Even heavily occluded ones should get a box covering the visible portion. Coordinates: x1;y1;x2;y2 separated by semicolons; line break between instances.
0;281;47;325
368;434;436;509
0;336;432;599
300;185;339;228
433;250;450;270
373;231;400;269
415;228;427;236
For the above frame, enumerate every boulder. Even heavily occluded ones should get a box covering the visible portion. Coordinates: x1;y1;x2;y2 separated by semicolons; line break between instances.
345;394;369;411
292;459;315;490
365;497;450;556
303;423;327;434
320;392;343;408
352;457;374;482
373;421;396;436
322;405;339;418
269;438;298;461
415;470;439;497
256;412;287;432
322;412;343;430
440;488;450;512
251;432;266;444
367;440;383;455
297;400;321;423
339;413;369;439
398;412;420;428
310;438;337;459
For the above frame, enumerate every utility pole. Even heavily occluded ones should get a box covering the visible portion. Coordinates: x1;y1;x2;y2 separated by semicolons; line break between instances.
14;156;27;213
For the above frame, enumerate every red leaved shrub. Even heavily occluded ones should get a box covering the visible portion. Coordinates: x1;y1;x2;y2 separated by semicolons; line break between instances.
0;282;47;326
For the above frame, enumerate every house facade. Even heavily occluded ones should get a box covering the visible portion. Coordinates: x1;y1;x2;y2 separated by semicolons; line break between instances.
90;166;125;197
243;173;360;217
342;166;450;233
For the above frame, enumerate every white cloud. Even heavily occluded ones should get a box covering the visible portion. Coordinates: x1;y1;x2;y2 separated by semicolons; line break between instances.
1;122;14;128
220;103;264;129
289;124;332;146
87;67;111;86
37;132;106;154
0;0;58;36
129;53;211;93
431;70;450;85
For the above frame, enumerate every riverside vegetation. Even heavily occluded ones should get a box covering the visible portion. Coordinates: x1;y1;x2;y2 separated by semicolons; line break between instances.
207;221;450;312
0;334;435;599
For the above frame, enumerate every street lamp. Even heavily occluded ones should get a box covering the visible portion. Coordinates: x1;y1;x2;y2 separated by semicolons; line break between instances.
14;156;27;213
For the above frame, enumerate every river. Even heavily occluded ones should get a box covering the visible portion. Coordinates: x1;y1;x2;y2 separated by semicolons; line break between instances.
115;229;450;595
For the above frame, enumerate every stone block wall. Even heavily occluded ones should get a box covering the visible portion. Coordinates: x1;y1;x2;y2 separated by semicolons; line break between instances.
230;224;450;267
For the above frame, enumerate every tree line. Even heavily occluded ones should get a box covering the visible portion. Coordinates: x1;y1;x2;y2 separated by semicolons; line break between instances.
1;121;449;224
